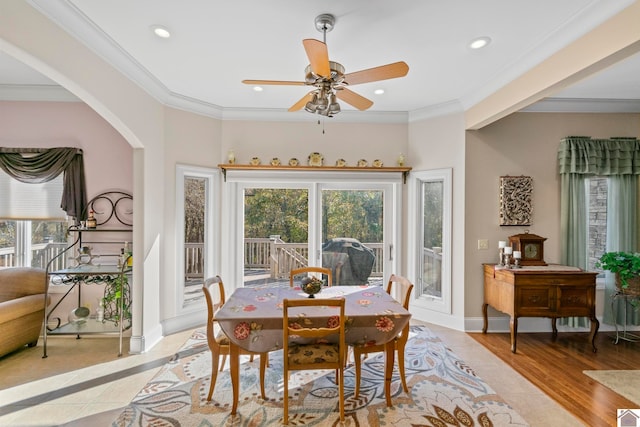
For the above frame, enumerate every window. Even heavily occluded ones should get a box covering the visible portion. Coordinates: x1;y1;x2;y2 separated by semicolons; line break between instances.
0;173;68;268
175;165;218;310
408;168;452;314
558;137;639;326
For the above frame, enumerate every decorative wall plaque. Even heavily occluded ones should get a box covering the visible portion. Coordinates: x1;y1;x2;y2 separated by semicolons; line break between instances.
499;176;532;226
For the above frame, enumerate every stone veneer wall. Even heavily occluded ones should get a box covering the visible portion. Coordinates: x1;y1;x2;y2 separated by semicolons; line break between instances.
587;177;607;272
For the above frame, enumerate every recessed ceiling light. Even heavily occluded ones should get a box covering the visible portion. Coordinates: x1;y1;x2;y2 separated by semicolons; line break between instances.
374;89;385;95
151;25;171;39
469;36;491;49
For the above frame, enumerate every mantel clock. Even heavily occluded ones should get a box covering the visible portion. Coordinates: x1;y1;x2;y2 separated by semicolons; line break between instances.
508;232;547;266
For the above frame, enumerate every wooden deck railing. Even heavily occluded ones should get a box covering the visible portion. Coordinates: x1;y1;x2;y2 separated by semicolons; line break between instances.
420;247;442;297
183;238;384;281
0;242;69;269
2;239;386;282
184;243;204;279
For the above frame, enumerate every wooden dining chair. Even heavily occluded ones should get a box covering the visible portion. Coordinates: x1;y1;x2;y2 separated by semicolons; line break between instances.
282;297;346;424
289;266;332;287
202;276;267;401
352;274;414;398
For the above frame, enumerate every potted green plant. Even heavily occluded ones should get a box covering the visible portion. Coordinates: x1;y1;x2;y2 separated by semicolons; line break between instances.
102;274;132;327
596;251;640;295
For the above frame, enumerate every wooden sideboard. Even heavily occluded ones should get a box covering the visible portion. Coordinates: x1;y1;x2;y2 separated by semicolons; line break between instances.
482;264;599;353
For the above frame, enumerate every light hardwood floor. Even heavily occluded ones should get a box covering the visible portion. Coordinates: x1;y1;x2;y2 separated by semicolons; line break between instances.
469;329;640;427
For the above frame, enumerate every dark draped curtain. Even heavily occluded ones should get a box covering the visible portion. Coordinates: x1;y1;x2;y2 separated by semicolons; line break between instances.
558;136;639;326
0;147;88;219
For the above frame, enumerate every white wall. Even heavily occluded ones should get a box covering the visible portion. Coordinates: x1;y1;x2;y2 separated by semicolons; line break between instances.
221;120;408;167
407;109;467;330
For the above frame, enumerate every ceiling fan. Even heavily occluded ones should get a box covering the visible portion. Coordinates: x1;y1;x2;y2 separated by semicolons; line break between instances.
242;13;409;117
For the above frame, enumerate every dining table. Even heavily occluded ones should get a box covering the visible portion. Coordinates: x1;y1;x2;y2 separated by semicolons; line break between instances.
216;285;412;415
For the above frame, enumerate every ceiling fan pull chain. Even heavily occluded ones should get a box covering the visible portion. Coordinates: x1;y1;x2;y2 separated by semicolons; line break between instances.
317;119;326;134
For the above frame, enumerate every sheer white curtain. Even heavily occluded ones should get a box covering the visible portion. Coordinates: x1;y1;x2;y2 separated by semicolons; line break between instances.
603;175;639;325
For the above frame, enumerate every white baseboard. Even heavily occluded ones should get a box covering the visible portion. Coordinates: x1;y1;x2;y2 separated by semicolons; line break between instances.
162;310;206;336
128;323;163;354
464;315;640;333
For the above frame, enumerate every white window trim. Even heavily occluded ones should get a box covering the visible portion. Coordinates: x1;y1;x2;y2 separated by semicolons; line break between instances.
407;168;452;315
175;164;219;313
221;169;404;292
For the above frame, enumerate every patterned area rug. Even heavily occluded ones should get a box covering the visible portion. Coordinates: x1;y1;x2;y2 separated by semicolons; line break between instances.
583;370;640;406
112;326;528;426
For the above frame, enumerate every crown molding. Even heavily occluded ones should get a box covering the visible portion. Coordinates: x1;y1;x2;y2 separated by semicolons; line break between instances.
522;97;640;113
409;100;464;122
3;83;638;120
220;108;408;123
0;84;79;102
29;0;171;104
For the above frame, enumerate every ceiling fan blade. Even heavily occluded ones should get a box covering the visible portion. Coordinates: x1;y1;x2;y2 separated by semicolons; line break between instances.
242;79;305;86
336;88;373;111
289;92;315;112
344;61;409;85
303;39;330;78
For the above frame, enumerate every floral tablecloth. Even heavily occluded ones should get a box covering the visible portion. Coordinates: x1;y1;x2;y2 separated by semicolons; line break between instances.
216;285;412;353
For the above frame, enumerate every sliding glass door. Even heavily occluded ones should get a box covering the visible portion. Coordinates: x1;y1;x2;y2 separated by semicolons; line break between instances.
320;188;385;286
225;171;401;290
243;187;309;287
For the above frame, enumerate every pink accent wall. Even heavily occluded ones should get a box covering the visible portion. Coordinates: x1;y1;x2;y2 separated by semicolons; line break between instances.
0;101;133;321
0;101;132;198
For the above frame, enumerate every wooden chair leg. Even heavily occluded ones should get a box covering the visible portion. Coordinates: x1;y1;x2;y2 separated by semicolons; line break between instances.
354;350;362;398
220;354;227;371
208;350;221;401
259;352;267;399
398;346;408;393
283;368;289;424
338;366;345;422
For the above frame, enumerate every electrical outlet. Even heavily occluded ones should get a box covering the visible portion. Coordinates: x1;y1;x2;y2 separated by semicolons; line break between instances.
478;239;489;250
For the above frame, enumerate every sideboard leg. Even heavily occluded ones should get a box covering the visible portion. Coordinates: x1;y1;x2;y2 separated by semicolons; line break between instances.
590;316;599;352
551;317;558;338
510;317;518;353
482;303;488;334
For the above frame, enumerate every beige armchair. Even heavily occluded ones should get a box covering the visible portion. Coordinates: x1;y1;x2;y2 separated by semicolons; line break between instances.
0;267;49;358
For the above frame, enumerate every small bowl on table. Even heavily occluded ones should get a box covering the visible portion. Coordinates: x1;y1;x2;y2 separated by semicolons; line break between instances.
300;277;323;298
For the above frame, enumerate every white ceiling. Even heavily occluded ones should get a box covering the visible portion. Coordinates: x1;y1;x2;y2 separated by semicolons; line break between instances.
2;0;640;120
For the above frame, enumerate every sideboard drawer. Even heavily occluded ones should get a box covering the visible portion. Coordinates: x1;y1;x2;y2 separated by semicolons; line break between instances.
557;286;593;314
517;287;554;313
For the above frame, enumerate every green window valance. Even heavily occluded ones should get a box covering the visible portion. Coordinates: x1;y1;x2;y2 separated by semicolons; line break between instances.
558;137;640;175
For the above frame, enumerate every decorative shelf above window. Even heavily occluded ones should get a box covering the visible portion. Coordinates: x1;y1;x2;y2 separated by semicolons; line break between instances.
218;164;412;183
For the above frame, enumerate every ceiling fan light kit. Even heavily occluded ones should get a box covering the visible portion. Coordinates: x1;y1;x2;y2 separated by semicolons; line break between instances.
242;13;409;117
